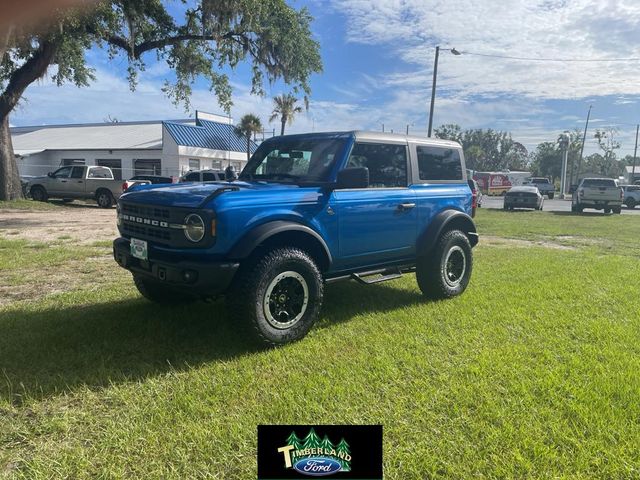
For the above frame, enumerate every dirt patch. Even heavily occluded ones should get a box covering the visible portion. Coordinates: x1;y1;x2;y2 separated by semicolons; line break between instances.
481;235;577;250
0;255;128;306
0;205;117;245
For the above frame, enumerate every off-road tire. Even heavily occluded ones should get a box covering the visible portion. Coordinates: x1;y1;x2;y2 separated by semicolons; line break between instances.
96;190;114;208
548;193;554;200
30;186;48;202
133;275;196;304
227;247;323;346
417;230;473;300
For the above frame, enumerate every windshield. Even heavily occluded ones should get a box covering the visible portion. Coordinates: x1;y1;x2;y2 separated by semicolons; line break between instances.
240;137;347;183
531;178;550;184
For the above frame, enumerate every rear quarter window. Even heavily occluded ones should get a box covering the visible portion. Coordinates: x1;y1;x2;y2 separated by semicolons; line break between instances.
416;146;462;181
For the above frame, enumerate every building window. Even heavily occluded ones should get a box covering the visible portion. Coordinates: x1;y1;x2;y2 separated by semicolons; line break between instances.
61;159;85;166
134;159;161;176
189;159;200;171
96;159;122;180
211;160;223;171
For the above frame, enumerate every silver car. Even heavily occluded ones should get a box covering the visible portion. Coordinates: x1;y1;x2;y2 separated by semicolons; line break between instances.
503;186;544;211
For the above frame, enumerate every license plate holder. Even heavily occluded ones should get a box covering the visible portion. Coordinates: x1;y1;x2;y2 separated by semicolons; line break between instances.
130;238;148;261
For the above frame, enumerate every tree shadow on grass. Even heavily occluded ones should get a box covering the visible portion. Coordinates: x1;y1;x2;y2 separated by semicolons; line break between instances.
0;280;422;403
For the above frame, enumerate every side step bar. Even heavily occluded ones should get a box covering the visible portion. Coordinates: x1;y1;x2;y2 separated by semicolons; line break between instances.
325;265;415;285
352;269;402;285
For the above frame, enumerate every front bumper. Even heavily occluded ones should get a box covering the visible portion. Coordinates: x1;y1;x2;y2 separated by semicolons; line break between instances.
113;237;239;296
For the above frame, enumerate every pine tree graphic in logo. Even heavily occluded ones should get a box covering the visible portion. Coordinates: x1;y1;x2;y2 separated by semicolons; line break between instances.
335;438;351;472
277;428;352;476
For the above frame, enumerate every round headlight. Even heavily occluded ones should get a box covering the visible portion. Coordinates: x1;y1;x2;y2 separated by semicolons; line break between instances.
184;214;205;242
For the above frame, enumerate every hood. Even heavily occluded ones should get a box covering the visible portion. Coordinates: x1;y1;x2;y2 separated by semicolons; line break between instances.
119;181;306;209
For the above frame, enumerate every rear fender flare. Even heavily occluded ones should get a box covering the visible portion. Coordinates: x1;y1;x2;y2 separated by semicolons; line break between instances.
418;209;478;255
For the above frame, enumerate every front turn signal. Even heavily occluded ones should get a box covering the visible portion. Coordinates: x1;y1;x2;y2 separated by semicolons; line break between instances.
211;219;217;237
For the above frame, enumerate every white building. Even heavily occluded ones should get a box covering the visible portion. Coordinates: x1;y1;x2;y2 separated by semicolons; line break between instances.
12;111;256;180
623;165;640;185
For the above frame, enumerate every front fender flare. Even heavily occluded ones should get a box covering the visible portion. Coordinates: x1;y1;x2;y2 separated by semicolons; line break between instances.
418;209;478;254
228;220;333;267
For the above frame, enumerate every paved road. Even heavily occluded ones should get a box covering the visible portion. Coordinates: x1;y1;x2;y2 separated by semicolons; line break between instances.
480;195;640;215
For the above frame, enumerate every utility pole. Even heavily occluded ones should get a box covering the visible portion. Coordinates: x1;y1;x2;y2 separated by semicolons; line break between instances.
406;124;410;135
427;46;440;137
558;132;570;199
382;123;385;133
632;124;639;184
575;105;592;184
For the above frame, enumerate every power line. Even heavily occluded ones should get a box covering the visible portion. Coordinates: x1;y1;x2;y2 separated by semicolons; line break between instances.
458;50;640;63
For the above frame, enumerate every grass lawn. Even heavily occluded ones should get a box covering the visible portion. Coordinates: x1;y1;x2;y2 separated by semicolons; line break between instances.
1;209;640;478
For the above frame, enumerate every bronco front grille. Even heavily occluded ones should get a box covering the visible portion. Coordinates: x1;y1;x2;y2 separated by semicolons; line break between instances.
121;203;170;219
121;222;171;241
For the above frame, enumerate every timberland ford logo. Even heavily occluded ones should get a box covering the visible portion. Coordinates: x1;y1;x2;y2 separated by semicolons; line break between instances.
277;428;351;476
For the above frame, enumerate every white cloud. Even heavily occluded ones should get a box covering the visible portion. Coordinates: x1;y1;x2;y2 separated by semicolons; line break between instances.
330;0;640;99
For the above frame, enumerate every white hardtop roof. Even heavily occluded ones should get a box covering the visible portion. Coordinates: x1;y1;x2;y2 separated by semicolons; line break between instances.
11;119;192;151
353;130;461;147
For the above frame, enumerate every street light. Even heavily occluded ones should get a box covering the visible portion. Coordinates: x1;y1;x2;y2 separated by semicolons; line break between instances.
428;46;462;137
557;131;570;199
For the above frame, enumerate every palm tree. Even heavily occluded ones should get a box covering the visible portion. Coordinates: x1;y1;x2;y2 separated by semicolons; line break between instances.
235;114;263;161
269;94;303;135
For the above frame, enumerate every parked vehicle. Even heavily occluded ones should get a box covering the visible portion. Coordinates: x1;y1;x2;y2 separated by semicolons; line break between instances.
474;171;530;196
503;186;544;211
113;131;478;345
179;169;225;182
622;185;640;209
571;178;623;214
122;175;173;192
526;177;555;199
27;165;122;208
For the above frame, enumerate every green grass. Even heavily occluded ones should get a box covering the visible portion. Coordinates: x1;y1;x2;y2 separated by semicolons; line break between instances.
0;200;58;211
1;209;640;478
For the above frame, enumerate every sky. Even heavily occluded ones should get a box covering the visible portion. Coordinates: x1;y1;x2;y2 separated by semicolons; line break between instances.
9;0;640;156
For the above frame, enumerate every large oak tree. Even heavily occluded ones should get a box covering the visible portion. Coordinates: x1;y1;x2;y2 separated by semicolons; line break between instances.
0;0;322;200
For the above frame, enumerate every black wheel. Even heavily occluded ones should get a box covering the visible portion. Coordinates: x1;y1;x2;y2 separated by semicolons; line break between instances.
548;193;554;200
613;207;622;214
227;247;323;346
96;190;114;208
626;198;636;209
30;186;48;202
62;199;74;203
417;230;473;300
576;204;583;213
133;275;196;304
604;208;611;214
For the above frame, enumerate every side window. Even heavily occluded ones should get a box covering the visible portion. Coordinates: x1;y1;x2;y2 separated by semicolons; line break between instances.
202;172;217;181
70;167;84;179
346;142;408;188
416;146;462;181
53;167;72;178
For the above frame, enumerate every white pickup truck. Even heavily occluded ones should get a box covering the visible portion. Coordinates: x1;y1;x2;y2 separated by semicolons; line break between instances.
571;178;623;214
27;165;123;208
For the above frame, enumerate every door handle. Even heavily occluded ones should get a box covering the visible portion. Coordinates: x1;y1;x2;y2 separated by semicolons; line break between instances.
398;203;416;211
61;180;67;183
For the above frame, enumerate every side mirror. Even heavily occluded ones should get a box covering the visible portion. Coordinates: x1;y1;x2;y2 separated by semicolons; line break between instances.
47;172;54;178
336;167;369;189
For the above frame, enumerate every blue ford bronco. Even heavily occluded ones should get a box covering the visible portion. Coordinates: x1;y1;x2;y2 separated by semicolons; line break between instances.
113;131;478;345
